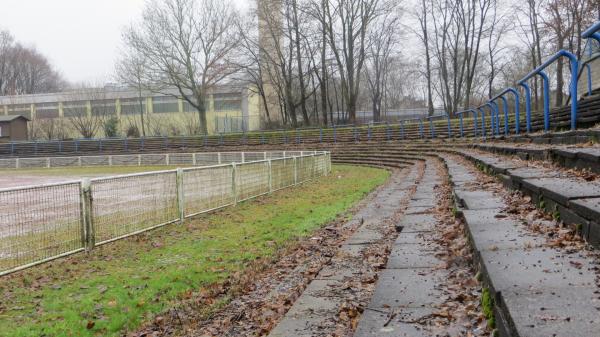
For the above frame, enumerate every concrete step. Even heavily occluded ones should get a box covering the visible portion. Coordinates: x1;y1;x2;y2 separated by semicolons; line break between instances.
473;142;600;174
440;153;600;337
354;159;448;337
454;148;600;247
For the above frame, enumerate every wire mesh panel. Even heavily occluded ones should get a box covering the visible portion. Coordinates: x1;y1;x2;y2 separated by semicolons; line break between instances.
19;158;48;168
183;165;234;216
244;152;266;161
168;153;194;165
194;152;219;166
235;161;270;201
268;151;285;159
0;158;17;168
49;156;80;167
221;152;243;163
81;156;110;166
111;155;140;166
315;154;328;176
91;171;178;244
271;157;295;191
297;155;316;182
140;154;167;166
0;182;83;274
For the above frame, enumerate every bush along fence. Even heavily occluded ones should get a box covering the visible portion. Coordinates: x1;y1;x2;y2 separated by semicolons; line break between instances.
0;151;331;276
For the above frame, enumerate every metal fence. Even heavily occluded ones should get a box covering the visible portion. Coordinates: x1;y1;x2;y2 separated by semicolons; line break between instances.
0;151;331;276
0;151;322;169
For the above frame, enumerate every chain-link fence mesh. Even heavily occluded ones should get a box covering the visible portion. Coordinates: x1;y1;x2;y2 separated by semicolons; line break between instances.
91;171;179;245
0;182;83;273
183;165;234;216
235;161;271;202
0;151;330;275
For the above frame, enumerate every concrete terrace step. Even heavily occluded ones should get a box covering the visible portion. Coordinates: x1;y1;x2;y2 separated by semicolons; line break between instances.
473;142;600;174
268;164;422;337
354;159;443;337
454;148;600;247
440;154;600;337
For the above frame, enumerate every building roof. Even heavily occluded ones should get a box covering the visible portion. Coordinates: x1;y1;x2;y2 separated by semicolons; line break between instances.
0;115;31;122
0;83;249;105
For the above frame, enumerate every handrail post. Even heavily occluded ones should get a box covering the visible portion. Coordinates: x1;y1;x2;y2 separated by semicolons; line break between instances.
386;123;391;141
459;112;464;138
429;118;435;138
569;59;579;130
479;107;486;139
470;109;478;137
400;120;405;140
446;113;452;138
539;71;551;132
520;83;532;133
488;104;495;136
419;119;424;138
500;96;509;136
333;125;337;143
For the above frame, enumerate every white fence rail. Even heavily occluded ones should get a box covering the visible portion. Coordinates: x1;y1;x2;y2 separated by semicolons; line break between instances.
0;151;331;276
0;150;323;169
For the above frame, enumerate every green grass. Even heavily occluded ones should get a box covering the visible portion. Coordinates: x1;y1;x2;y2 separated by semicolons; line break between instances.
0;164;389;337
0;165;187;176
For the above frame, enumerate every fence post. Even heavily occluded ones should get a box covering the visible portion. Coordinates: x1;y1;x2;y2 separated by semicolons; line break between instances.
293;156;298;185
231;163;237;205
46;157;50;168
218;152;222;164
193;153;197;165
166;154;170;165
241;152;245;163
268;159;272;193
138;154;142;166
80;179;95;252
176;168;185;224
264;151;267;160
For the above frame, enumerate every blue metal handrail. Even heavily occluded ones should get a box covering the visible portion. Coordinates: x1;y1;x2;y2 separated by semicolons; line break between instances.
582;21;600;43
490;88;521;134
454;109;479;138
517;49;579;130
518;82;533;133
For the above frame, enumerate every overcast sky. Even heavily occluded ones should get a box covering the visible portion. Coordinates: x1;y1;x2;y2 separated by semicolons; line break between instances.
0;0;249;85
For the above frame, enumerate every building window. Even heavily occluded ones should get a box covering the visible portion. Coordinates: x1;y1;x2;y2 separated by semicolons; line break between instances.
120;98;146;115
35;102;59;119
7;104;31;119
63;101;88;117
213;93;241;112
152;96;179;113
91;99;116;116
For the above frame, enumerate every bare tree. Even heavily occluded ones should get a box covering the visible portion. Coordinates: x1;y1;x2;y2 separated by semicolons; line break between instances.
365;13;400;121
0;30;66;96
322;0;387;124
415;0;435;116
115;47;148;136
122;0;243;134
64;85;110;139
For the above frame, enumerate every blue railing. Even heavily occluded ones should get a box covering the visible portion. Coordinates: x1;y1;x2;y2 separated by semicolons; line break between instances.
517;49;578;131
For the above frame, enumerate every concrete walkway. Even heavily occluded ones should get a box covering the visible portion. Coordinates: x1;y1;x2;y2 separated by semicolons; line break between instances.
353;160;443;337
268;163;423;336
